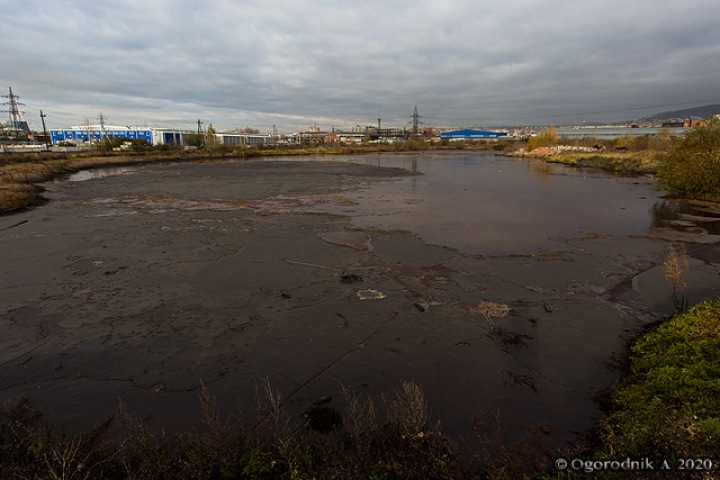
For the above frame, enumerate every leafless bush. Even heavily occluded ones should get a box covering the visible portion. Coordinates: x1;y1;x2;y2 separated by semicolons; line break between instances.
383;380;434;438
340;383;377;442
473;409;550;479
2;380;467;479
664;243;689;312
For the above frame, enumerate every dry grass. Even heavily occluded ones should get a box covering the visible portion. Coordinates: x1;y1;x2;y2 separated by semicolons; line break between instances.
0;154;171;215
664;243;689;312
0;184;40;211
546;151;663;173
1;380;468;479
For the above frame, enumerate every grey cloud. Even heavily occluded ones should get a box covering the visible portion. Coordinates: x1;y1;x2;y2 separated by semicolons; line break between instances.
2;0;719;131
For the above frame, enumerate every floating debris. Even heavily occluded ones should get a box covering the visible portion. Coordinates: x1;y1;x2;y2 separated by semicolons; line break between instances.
414;299;443;312
357;289;386;300
470;301;511;325
339;273;363;284
304;404;343;433
148;382;166;394
471;301;511;317
503;371;537;392
319;231;374;251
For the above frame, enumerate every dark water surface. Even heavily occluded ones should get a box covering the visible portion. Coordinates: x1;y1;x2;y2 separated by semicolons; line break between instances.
3;153;718;465
269;152;667;255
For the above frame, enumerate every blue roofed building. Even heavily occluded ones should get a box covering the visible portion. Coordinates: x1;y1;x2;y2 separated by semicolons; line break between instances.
440;129;508;140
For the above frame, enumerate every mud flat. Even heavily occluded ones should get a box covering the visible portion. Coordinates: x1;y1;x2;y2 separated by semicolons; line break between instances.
1;158;719;453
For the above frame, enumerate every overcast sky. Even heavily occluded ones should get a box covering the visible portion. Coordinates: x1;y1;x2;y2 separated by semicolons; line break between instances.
2;0;719;132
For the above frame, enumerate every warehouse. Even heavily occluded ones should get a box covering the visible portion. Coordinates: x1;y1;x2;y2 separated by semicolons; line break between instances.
217;133;276;146
49;126;194;146
440;129;508;140
51;126;153;145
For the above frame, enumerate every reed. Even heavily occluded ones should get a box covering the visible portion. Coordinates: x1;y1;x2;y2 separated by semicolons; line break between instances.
664;243;689;312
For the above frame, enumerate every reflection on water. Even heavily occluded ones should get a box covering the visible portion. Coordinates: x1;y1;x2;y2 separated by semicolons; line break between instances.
264;152;720;255
71;154;719;254
525;162;559;185
300;153;668;255
67;167;136;182
652;200;720;235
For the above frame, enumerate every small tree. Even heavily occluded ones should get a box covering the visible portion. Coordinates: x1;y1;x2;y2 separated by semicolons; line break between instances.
205;124;218;147
187;134;203;147
527;124;558;151
657;117;720;201
651;127;675;152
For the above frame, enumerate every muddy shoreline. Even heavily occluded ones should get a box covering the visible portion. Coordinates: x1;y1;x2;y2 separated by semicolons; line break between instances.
1;157;720;455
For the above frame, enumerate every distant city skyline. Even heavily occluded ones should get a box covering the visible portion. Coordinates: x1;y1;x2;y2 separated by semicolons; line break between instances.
2;0;719;133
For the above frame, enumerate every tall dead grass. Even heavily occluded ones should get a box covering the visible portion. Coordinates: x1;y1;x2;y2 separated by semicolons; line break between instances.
1;380;470;479
664;243;689;312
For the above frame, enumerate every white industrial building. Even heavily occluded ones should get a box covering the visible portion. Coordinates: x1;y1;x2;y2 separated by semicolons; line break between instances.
50;126;277;147
50;126;189;145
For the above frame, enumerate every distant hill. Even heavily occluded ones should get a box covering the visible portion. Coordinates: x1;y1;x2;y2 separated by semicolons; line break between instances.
643;104;720;122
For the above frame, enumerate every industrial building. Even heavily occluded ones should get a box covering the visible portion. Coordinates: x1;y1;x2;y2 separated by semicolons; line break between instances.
216;133;277;146
49;126;278;147
440;129;508;140
49;126;188;145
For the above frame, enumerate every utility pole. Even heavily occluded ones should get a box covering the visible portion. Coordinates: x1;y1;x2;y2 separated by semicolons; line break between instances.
85;117;93;145
40;110;49;149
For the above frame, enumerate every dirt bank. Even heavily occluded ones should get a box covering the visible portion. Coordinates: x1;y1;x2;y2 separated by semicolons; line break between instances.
1;158;719;455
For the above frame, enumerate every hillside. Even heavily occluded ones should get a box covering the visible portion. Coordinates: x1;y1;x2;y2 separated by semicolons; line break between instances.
642;103;720;122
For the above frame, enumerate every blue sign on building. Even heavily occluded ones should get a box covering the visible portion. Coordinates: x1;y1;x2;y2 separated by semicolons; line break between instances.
49;129;154;145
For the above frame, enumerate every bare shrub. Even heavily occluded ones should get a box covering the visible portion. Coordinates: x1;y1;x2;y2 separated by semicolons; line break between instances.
664;243;689;312
340;384;377;443
252;377;289;444
383;381;433;438
473;410;550;479
2;381;466;479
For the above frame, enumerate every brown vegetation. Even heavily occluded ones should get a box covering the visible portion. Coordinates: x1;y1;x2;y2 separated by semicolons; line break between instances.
1;381;468;479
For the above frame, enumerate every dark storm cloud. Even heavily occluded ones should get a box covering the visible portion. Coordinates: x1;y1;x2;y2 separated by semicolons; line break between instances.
2;0;719;131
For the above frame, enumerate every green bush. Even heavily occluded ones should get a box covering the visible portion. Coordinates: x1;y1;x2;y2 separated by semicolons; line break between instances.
657;118;720;201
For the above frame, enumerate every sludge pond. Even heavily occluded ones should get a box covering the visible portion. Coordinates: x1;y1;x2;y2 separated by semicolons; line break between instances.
2;151;720;457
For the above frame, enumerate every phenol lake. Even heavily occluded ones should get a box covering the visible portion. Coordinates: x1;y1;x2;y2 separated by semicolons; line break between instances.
275;152;669;256
2;151;719;458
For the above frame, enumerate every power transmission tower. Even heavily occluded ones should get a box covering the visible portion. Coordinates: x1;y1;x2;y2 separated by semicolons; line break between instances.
98;112;108;141
2;86;26;138
409;105;424;135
